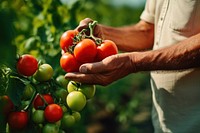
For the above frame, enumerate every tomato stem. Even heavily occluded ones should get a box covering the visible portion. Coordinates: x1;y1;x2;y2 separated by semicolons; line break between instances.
88;21;102;45
23;89;37;111
75;21;103;45
39;94;49;106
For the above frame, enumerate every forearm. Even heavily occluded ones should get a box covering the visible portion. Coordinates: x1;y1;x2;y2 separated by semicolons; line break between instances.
97;20;154;52
132;33;200;71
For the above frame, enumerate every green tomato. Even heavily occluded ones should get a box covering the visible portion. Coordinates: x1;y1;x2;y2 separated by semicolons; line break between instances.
61;105;68;113
22;84;34;100
72;111;81;122
78;84;96;99
67;81;78;93
42;123;59;133
61;114;75;129
34;64;53;82
56;75;69;89
32;110;45;124
55;89;68;103
66;91;86;111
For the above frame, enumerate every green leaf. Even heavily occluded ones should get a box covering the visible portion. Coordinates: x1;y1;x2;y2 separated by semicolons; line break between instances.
7;75;27;107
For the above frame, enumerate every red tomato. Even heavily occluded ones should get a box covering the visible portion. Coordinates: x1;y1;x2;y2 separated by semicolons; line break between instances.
33;94;54;109
74;39;97;63
7;111;28;129
17;54;38;76
0;95;14;116
60;30;78;52
44;104;63;123
96;40;118;61
60;52;81;72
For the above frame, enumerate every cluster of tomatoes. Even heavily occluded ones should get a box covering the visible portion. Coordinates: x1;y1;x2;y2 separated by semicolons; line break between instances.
0;54;96;132
60;21;118;72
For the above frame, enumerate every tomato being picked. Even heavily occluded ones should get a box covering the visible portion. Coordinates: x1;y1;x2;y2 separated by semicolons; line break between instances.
60;52;81;72
74;39;97;63
96;40;118;61
60;30;78;52
17;54;38;76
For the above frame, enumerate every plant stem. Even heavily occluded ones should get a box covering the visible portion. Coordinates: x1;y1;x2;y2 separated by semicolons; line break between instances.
88;21;102;45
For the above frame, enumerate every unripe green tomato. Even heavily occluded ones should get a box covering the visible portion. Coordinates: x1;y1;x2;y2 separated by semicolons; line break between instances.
72;111;81;122
61;114;75;129
22;84;34;100
66;91;86;111
78;84;96;99
34;64;53;82
32;110;45;124
55;89;68;103
61;105;68;113
56;75;69;89
67;81;78;93
42;123;59;133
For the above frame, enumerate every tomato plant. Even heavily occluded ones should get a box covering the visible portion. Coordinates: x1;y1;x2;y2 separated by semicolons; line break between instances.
44;104;63;123
60;30;78;52
74;39;97;63
34;64;54;82
96;40;118;61
33;94;54;109
60;52;81;72
7;111;28;130
17;54;38;77
66;91;86;111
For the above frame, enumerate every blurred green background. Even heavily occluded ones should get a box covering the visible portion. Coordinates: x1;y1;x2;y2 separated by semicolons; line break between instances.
0;0;153;132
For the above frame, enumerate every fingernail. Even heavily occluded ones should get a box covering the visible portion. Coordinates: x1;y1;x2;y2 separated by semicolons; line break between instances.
80;66;87;73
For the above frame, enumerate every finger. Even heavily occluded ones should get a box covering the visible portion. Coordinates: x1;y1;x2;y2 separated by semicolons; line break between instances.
65;73;100;85
79;62;107;74
75;18;93;31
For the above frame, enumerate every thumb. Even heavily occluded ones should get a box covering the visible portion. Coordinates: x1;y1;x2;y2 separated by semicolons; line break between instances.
79;62;105;74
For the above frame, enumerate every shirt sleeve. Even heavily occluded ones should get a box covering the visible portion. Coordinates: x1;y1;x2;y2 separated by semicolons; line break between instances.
140;0;155;24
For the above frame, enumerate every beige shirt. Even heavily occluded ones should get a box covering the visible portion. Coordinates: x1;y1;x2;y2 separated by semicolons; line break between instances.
140;0;200;133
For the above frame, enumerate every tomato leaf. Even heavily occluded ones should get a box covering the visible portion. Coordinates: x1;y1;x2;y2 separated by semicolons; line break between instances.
7;75;27;107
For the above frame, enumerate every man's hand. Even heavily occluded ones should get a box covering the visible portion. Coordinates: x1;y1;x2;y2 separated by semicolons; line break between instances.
65;53;136;86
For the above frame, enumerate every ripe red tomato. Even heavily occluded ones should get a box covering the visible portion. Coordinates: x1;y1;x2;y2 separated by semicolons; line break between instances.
7;111;28;130
60;30;78;52
0;95;14;116
17;54;38;76
33;94;54;109
60;52;81;72
44;104;63;123
96;40;118;61
74;39;97;63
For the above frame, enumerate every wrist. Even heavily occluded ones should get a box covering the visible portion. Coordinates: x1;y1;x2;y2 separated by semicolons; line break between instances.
130;51;153;72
